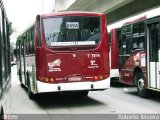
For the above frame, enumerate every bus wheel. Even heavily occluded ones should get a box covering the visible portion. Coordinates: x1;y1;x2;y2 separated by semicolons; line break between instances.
135;72;150;98
0;107;4;120
27;74;35;100
19;69;22;82
20;83;25;88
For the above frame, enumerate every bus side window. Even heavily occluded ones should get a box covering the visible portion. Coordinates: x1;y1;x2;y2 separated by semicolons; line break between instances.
122;34;127;54
31;27;35;54
120;25;132;54
132;22;144;51
26;33;29;56
139;23;145;49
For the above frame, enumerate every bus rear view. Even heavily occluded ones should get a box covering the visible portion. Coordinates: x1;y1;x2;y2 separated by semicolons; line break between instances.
17;12;110;99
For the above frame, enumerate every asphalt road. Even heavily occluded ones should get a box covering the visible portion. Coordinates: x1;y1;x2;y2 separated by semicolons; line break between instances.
10;65;160;115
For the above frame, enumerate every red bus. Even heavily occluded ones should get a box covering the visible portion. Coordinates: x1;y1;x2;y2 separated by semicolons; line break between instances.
0;0;11;118
114;16;160;98
109;17;146;83
16;11;110;99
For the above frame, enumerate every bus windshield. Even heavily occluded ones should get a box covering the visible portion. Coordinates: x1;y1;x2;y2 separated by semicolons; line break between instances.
43;16;100;46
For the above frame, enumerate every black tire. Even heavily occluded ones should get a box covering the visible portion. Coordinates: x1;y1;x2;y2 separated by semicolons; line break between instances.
0;107;4;120
20;83;25;88
135;72;150;98
19;69;22;82
28;84;35;100
27;73;35;100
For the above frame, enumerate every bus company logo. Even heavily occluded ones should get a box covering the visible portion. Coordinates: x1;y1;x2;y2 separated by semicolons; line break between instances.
48;59;61;72
90;60;96;66
88;60;99;69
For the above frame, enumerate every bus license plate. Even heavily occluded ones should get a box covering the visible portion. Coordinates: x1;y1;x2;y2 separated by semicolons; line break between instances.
68;76;82;81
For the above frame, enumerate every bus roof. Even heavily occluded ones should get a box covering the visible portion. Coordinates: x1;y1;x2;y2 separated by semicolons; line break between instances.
40;11;105;18
123;16;146;26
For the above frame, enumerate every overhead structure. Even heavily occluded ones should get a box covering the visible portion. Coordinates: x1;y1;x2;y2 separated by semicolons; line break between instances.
55;0;160;24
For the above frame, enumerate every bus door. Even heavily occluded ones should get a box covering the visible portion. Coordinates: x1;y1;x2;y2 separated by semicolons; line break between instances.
20;39;26;85
18;41;22;82
119;25;132;69
146;17;160;89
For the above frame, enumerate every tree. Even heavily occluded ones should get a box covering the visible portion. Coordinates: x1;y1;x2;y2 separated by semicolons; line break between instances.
9;22;17;52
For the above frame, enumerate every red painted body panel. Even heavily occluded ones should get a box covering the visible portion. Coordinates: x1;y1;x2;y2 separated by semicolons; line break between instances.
45;52;104;83
111;29;119;69
119;50;147;86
